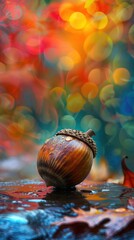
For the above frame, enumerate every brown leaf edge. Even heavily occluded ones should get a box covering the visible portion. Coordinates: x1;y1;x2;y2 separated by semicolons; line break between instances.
128;198;134;210
122;156;134;188
53;207;134;239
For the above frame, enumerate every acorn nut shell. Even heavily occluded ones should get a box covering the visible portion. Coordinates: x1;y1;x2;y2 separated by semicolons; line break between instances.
37;129;97;188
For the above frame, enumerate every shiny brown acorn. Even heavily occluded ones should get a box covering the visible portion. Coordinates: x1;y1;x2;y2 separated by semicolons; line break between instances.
37;129;97;188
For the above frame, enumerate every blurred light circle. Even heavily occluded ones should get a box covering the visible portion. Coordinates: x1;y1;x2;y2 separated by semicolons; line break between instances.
88;118;102;132
27;37;40;48
122;121;134;139
88;68;108;85
61;49;81;69
109;24;123;42
6;5;23;20
113;68;130;85
121;138;134;151
81;115;101;132
128;24;134;44
92;11;108;29
113;148;121;155
22;29;41;55
105;123;118;136
3;48;24;64
49;87;66;100
18;117;35;132
112;55;122;69
67;93;85;113
59;3;73;21
44;46;58;63
69;12;87;30
84;32;113;61
36;130;51;144
115;3;133;22
0;93;15;111
66;75;83;93
100;108;115;122
26;37;41;55
119;122;134;151
59;56;74;71
100;84;115;103
61;115;76;128
14;106;32;117
85;0;96;9
80;115;94;131
85;2;98;15
69;50;81;63
81;82;98;99
105;98;119;108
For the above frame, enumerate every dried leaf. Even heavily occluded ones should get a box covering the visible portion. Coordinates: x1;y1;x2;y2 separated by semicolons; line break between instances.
128;198;134;210
54;207;134;238
122;156;134;188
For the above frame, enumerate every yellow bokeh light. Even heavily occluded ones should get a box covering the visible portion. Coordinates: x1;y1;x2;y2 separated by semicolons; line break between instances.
59;3;73;21
88;68;108;84
68;50;81;64
67;93;85;113
49;87;66;99
69;12;87;30
109;24;123;42
116;3;133;23
113;68;130;85
92;11;108;29
86;2;98;16
84;0;95;9
111;3;133;24
84;32;113;61
59;56;74;71
58;49;81;71
100;84;115;103
81;82;98;99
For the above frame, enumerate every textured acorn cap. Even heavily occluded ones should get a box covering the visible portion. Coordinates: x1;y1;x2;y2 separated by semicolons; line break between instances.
56;129;97;158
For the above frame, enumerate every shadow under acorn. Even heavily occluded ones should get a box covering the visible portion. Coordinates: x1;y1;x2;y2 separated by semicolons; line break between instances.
39;187;91;216
38;188;102;239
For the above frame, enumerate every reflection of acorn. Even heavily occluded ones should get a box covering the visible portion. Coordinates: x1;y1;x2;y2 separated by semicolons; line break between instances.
40;189;90;211
37;129;97;188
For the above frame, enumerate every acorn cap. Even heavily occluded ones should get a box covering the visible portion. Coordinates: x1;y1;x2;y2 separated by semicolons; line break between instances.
56;129;97;158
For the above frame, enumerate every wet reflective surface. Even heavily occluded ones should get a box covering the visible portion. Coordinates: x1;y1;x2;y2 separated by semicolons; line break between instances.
0;179;134;239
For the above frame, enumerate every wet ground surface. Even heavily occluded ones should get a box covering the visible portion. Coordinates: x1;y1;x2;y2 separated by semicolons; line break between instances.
0;179;134;240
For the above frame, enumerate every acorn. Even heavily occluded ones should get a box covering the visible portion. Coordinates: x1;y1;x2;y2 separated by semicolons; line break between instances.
37;129;97;188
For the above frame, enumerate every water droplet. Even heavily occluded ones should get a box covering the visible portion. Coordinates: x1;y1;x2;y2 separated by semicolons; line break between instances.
66;136;73;141
102;189;110;192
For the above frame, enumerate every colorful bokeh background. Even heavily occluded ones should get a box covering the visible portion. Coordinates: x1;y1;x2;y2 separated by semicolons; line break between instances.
0;0;134;181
